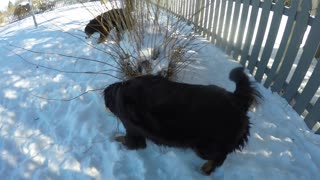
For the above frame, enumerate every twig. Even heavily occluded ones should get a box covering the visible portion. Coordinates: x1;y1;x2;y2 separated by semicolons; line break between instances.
8;43;120;70
30;87;106;101
38;13;124;60
6;47;121;79
3;47;120;102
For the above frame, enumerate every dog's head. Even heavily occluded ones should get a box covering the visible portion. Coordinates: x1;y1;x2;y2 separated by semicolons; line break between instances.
84;23;96;39
103;82;122;114
85;18;102;39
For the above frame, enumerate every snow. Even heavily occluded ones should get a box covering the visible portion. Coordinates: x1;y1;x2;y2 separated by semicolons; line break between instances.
1;2;320;180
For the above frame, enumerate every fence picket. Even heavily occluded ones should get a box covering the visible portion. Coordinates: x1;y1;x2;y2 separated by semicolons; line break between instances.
271;2;312;92
182;0;185;14
293;61;320;115
206;0;215;40
304;98;320;131
202;0;211;37
186;0;192;19
239;0;260;65
166;1;173;12
179;0;183;14
254;0;285;82
176;0;178;13
263;0;299;88
221;0;234;50
283;13;320;101
247;0;272;73
194;0;202;31
211;0;221;43
187;0;193;21
226;0;241;54
216;0;226;46
198;0;206;34
182;0;187;18
189;0;194;18
233;0;251;59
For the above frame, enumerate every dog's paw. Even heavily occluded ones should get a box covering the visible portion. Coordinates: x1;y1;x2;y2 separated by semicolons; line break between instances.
97;37;106;44
201;160;214;175
115;135;126;144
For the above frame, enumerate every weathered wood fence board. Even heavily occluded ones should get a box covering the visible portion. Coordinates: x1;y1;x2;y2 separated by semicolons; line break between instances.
247;0;272;73
271;2;311;92
211;0;221;43
233;0;250;59
222;0;233;50
305;98;320;134
194;0;201;27
254;0;285;82
239;0;260;65
263;0;299;88
294;61;320;114
198;0;206;32
226;0;241;53
283;12;320;102
217;0;226;46
205;1;215;39
152;0;320;134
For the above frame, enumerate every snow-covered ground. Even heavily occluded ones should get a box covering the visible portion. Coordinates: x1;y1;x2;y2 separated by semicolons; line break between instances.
0;2;320;180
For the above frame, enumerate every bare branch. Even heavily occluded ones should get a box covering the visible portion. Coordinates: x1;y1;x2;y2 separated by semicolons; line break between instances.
7;43;120;70
38;14;121;59
4;46;123;80
30;87;106;102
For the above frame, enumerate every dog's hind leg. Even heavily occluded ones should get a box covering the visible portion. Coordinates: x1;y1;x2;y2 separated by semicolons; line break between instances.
115;132;146;150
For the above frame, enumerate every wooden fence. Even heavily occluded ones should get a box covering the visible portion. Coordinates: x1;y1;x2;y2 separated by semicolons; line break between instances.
151;0;320;134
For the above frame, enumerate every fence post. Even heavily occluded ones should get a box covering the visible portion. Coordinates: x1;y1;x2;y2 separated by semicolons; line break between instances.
29;0;37;28
271;0;310;92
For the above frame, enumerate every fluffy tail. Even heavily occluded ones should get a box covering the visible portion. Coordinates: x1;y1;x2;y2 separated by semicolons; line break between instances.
229;67;262;112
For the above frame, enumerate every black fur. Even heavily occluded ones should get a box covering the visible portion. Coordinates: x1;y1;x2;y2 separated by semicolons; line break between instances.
84;9;133;43
104;67;261;175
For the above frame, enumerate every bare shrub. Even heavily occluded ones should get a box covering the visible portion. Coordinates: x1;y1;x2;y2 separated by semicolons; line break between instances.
85;0;203;80
7;0;206;100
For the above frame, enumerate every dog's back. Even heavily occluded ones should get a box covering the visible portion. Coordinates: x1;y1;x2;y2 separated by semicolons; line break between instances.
102;9;132;30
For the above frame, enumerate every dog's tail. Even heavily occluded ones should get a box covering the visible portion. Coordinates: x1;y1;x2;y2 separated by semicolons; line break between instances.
229;67;262;112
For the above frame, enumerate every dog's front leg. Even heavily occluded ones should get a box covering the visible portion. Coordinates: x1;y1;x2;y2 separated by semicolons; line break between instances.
115;132;146;150
98;36;106;43
201;160;217;175
194;146;227;175
115;135;126;143
116;31;122;42
97;32;108;43
200;154;227;175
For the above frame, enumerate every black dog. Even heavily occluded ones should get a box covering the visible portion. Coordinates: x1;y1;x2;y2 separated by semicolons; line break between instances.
104;67;261;175
84;8;133;43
